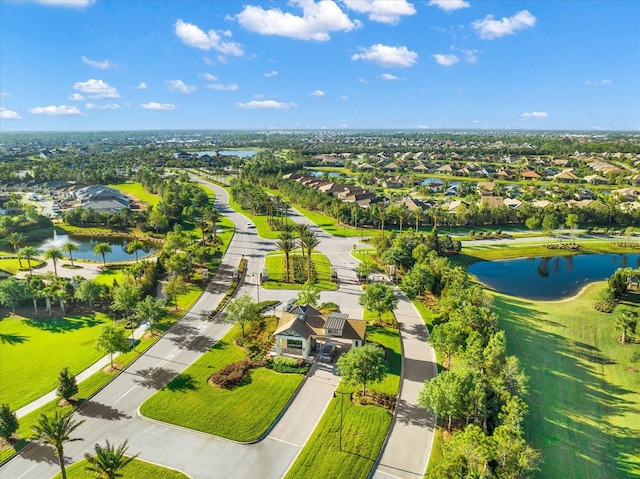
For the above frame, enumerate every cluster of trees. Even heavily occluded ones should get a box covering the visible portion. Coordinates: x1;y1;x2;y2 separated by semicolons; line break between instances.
0;194;53;238
594;267;640;313
276;223;320;284
418;267;540;478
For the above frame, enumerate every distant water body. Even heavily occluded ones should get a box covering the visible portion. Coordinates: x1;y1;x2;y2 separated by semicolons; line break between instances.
196;150;258;158
468;253;640;300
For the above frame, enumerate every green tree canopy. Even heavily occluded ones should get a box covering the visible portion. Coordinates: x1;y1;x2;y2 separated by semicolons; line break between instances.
0;403;19;443
336;343;388;395
358;282;398;324
224;293;259;337
84;439;139;479
57;367;78;402
96;325;130;368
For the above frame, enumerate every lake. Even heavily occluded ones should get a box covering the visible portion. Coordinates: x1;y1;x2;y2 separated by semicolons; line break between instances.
468;253;640;300
37;233;157;263
196;150;259;158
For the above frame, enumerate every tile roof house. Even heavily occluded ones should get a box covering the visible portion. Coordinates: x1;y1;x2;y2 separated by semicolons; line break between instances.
273;305;366;359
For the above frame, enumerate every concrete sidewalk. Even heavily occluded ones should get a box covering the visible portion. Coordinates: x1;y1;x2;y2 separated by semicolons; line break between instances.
15;321;150;418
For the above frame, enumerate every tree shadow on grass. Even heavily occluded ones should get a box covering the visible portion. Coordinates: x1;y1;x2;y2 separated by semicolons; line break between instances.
495;294;640;478
76;400;130;421
24;316;101;333
165;373;198;392
0;333;28;345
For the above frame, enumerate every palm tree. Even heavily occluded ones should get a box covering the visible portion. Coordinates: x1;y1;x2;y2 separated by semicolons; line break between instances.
300;230;320;281
294;223;311;261
31;411;85;479
26;275;45;315
125;239;144;263
7;232;26;268
276;231;297;283
62;241;79;268
203;206;221;241
413;207;424;233
375;204;387;235
20;246;40;276
84;439;139;479
44;247;64;277
615;311;637;344
93;242;112;266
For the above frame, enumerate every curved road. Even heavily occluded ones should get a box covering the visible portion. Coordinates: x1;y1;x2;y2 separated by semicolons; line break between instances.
2;178;437;479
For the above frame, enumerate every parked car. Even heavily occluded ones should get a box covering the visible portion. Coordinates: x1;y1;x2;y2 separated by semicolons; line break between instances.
320;342;337;362
282;298;297;312
246;222;255;229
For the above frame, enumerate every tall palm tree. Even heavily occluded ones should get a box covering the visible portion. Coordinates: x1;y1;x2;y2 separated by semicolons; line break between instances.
276;231;297;283
7;232;26;268
93;242;112;267
26;275;45;315
31;411;85;479
204;206;221;241
44;247;64;277
84;439;139;479
62;241;79;268
413;207;424;233
294;223;311;261
375;204;387;235
300;230;320;281
20;246;40;276
125;239;144;263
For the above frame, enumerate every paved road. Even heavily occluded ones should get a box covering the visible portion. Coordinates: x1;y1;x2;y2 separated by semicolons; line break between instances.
2;178;437;478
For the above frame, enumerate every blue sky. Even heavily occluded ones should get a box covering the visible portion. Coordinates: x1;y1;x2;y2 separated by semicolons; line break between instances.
1;0;638;132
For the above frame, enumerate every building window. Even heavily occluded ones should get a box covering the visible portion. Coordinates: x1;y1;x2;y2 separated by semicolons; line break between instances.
287;339;303;349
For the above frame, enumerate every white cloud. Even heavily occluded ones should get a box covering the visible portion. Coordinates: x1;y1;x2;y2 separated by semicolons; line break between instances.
235;100;296;109
380;73;399;81
174;19;244;56
235;0;361;41
0;107;22;120
31;0;95;8
417;125;429;129
428;0;469;12
141;102;176;110
29;105;81;116
81;56;116;69
264;70;278;78
85;102;119;110
341;95;348;100
586;79;612;86
67;93;85;101
342;0;416;24
310;90;326;96
358;78;369;84
459;48;480;63
136;82;147;90
205;83;239;91
352;44;418;68
73;79;120;99
520;111;549;120
200;73;217;81
167;79;197;94
1;92;11;98
433;53;459;66
473;10;536;40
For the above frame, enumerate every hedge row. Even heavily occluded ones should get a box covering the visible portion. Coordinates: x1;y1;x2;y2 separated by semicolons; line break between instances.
207;257;247;320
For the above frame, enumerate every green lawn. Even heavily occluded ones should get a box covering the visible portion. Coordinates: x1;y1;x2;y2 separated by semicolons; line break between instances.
262;251;338;291
53;457;189;478
226;190;289;239
0;312;111;410
93;268;127;286
140;326;303;442
285;326;400;479
0;258;44;273
108;182;161;207
494;284;640;478
457;238;640;266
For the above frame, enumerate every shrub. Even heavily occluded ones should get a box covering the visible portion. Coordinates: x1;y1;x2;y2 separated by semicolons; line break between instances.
353;390;397;413
208;358;267;389
270;356;309;374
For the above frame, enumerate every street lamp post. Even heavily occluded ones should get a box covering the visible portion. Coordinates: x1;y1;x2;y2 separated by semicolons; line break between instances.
333;390;350;451
253;272;261;304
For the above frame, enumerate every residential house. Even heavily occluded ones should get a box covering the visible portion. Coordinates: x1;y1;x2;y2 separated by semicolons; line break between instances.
612;187;639;202
273;306;366;359
522;170;542;180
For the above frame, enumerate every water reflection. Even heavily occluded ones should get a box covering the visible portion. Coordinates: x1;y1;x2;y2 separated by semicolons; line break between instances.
469;253;640;300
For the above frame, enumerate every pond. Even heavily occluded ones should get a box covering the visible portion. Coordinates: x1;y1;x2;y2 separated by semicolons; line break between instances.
37;232;157;263
196;150;259;158
468;253;640;300
310;171;341;178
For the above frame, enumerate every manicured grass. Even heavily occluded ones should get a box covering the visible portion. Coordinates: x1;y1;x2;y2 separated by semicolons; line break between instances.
262;251;338;291
494;283;640;478
54;457;190;479
0;312;112;410
293;204;376;238
362;308;396;325
226;190;290;239
285;326;400;479
108;182;161;207
140;326;303;442
0;258;44;273
0;335;156;463
458;238;640;265
93;268;127;286
411;300;440;332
